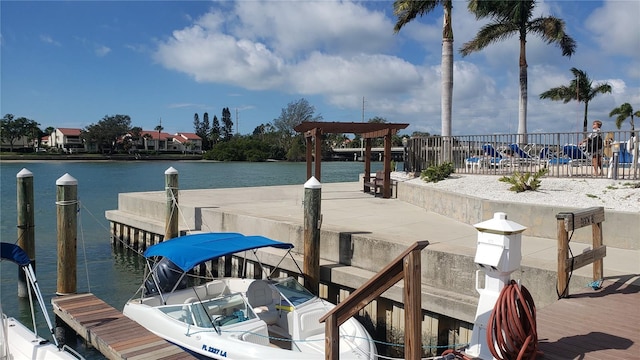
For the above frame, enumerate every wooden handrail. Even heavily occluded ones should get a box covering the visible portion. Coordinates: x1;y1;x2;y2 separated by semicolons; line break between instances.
319;240;429;360
556;207;606;298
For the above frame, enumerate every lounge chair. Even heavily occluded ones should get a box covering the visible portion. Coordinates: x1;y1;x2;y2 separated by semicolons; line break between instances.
500;143;538;167
465;144;505;170
547;145;589;166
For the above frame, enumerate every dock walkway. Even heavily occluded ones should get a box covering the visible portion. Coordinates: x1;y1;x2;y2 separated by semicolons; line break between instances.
52;293;196;360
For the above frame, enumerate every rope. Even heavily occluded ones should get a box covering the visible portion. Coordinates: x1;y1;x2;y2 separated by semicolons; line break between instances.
77;200;91;292
486;280;541;360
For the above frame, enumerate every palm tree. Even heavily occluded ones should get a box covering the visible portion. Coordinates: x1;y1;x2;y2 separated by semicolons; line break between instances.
393;0;453;141
461;0;576;142
609;103;639;132
540;68;612;133
155;122;164;152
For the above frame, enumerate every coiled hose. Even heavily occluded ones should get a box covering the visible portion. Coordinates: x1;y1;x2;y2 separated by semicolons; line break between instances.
487;280;541;360
441;280;542;360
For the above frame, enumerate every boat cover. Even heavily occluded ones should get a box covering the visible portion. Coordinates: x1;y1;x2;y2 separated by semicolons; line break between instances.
143;233;294;271
0;243;30;266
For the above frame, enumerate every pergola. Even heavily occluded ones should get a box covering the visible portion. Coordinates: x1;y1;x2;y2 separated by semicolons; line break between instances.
294;122;409;199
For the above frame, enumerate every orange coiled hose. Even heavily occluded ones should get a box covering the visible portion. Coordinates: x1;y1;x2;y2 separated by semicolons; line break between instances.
486;280;542;360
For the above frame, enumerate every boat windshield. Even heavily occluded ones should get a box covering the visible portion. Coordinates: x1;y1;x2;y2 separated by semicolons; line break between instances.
271;277;315;307
160;293;256;328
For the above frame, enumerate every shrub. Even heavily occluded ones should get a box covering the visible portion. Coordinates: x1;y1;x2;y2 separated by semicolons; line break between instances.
499;168;548;192
420;162;454;183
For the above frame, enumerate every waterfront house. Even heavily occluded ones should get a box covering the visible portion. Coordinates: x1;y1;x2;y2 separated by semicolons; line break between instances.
173;132;203;154
51;128;84;153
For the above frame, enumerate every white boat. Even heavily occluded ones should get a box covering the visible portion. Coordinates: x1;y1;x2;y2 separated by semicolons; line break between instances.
123;232;377;359
0;243;84;360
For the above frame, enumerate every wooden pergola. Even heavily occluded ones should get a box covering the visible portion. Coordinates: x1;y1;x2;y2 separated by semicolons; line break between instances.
294;122;409;199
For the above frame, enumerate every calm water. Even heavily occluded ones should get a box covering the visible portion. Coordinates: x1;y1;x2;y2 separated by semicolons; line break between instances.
0;160;383;359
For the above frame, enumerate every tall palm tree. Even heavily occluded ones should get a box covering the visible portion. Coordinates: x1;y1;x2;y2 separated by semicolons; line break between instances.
461;0;576;142
609;103;639;132
393;0;453;140
155;121;164;152
540;67;612;133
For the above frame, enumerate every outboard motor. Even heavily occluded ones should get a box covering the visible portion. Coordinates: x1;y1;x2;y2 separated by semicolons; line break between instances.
144;257;188;296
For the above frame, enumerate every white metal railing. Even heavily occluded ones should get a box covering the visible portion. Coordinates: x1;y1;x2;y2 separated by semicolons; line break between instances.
406;131;639;180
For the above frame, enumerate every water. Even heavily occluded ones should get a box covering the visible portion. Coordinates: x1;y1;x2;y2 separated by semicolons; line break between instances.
0;160;383;359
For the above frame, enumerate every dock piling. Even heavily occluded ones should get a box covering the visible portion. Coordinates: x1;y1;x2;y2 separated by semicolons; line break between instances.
16;168;35;298
164;167;179;240
303;176;322;295
56;173;78;295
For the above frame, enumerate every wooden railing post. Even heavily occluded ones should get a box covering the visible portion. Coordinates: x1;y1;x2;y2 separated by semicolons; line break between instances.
556;207;606;298
319;241;429;360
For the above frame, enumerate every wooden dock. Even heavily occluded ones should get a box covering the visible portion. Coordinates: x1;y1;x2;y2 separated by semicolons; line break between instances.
537;280;639;359
52;293;196;360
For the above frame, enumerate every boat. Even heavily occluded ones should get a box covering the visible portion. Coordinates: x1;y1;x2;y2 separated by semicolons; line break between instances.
0;243;84;360
123;232;377;359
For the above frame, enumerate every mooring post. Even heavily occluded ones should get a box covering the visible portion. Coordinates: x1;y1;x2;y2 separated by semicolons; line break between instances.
56;173;78;295
164;167;179;241
303;176;322;296
16;168;35;298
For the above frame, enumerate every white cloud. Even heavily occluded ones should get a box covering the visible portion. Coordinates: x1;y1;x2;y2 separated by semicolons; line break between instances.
40;34;61;46
151;0;638;136
95;45;111;57
586;0;640;58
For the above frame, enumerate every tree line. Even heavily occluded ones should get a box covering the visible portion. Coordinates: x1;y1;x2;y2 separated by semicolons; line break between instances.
0;98;413;160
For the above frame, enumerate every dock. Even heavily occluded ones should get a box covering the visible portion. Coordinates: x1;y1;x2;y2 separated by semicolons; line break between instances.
103;180;639;358
52;293;196;360
537;280;639;359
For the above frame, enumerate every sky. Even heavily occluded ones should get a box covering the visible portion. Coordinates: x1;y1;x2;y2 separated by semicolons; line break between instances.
1;0;639;137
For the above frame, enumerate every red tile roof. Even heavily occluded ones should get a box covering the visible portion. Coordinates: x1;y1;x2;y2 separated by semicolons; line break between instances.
57;128;82;136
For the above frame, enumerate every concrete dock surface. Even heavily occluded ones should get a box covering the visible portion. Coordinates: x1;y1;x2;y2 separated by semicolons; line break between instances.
172;181;639;285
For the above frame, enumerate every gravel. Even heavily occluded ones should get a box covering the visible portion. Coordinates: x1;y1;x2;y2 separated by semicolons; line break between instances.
394;173;640;213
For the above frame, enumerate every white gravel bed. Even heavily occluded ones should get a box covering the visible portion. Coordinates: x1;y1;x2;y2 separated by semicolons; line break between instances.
393;172;640;213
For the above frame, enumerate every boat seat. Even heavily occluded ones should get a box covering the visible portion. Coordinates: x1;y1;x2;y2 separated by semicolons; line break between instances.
246;280;279;325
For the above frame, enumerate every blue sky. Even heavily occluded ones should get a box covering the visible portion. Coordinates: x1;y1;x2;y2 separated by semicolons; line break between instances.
2;0;639;137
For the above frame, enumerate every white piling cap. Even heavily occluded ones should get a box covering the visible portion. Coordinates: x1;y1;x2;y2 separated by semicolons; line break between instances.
56;173;78;186
17;168;33;178
304;176;322;189
474;212;526;234
165;166;178;175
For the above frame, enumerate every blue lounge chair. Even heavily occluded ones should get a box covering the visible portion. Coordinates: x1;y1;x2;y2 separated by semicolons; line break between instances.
465;144;505;170
548;145;591;174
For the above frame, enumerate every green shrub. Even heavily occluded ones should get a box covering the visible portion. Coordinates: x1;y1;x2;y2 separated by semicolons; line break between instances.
420;162;454;183
498;168;548;192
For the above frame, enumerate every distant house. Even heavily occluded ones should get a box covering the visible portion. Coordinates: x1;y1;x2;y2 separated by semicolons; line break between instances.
173;132;203;153
137;130;175;152
51;128;85;153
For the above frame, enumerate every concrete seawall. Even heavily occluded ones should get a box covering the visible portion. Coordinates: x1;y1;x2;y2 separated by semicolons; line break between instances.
105;180;639;334
397;180;639;250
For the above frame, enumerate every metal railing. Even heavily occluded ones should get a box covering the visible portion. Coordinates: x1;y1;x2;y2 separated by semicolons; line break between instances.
406;131;639;180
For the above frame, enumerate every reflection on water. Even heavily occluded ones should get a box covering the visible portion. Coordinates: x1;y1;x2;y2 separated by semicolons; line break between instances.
0;160;380;359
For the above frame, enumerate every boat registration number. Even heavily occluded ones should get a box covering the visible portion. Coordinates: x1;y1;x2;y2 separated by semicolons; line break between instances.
202;344;227;357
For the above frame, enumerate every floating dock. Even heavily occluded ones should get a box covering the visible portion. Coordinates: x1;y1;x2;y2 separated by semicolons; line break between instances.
52;293;196;360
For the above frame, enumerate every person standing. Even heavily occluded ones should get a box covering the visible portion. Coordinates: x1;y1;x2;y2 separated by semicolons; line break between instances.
580;120;604;176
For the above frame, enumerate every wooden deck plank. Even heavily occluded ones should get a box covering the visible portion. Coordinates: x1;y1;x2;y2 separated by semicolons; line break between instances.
52;293;196;360
537;281;639;360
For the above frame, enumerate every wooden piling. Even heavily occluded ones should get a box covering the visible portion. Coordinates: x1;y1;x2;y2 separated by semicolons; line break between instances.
56;173;78;295
16;168;35;298
303;176;322;296
164;167;179;241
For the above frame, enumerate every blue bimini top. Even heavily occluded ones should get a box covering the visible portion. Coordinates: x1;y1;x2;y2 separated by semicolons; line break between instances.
0;243;31;267
143;232;294;272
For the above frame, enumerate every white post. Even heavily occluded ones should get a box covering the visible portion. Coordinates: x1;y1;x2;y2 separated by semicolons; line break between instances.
466;212;526;359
